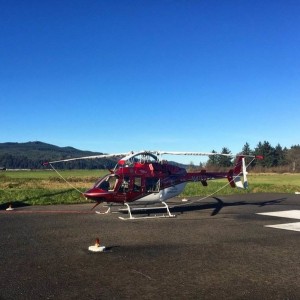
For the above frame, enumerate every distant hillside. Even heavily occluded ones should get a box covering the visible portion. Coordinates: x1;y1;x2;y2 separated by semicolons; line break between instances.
0;141;118;169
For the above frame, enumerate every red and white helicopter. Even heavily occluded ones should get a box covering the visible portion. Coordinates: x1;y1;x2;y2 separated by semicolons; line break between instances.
44;150;262;220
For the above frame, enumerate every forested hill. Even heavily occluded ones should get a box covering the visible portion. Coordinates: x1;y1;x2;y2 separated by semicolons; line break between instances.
0;141;118;169
1;141;300;171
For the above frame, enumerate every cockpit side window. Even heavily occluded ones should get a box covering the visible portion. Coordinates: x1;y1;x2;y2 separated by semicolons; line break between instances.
97;180;109;191
133;177;141;192
108;175;118;191
146;177;160;192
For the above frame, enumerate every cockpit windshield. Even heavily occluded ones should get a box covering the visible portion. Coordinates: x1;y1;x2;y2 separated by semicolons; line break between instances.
115;152;159;170
95;174;119;191
134;153;158;164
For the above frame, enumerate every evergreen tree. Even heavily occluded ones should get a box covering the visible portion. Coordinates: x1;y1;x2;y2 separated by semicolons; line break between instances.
254;141;275;168
242;142;252;155
207;150;217;166
218;147;232;167
287;145;300;172
273;144;287;166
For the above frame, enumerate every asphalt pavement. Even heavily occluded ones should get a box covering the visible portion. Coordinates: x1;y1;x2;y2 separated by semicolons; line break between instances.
0;193;300;299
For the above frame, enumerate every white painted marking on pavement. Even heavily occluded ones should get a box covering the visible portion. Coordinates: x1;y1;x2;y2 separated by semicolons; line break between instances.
265;222;300;232
257;210;300;232
257;210;300;219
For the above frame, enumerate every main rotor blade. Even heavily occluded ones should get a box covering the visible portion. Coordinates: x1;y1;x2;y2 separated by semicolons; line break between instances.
43;150;262;166
43;152;128;165
156;151;234;157
155;151;258;158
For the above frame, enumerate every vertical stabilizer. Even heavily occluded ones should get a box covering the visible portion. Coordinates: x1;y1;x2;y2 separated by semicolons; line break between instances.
233;157;248;189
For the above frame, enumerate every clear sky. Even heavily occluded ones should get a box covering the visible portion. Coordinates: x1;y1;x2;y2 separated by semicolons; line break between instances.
1;0;299;164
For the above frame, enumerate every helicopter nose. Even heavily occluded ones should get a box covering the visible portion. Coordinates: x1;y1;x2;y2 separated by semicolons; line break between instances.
83;188;102;200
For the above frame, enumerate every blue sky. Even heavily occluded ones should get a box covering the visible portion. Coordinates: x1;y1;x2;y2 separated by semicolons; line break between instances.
1;0;299;163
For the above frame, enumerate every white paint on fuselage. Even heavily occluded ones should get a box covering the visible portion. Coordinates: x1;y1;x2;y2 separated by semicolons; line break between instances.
135;182;187;204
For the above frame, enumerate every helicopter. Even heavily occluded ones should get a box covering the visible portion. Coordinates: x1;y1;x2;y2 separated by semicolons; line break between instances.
44;150;262;220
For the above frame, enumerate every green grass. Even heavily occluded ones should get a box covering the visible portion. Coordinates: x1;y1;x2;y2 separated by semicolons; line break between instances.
0;188;85;206
182;173;300;197
2;169;107;179
0;170;108;207
0;170;299;207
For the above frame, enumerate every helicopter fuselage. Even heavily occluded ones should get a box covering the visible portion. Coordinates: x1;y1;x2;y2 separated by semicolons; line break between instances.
83;159;230;205
43;150;259;215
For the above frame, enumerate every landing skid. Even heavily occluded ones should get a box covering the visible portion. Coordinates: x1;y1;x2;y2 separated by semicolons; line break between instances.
118;201;176;220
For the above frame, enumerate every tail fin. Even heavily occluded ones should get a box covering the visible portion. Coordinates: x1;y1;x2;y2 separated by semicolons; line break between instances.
227;156;248;189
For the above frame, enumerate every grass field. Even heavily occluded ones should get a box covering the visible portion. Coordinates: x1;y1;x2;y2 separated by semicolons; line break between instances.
0;170;299;207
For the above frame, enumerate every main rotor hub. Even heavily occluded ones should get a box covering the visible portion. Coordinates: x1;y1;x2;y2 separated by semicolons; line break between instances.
117;151;159;167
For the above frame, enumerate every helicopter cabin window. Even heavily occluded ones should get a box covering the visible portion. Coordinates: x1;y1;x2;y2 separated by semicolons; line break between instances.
146;178;160;192
118;176;130;193
133;177;141;192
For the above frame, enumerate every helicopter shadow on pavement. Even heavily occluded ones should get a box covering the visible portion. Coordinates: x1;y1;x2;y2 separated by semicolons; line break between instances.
124;196;287;217
0;189;78;210
170;196;286;216
0;200;31;210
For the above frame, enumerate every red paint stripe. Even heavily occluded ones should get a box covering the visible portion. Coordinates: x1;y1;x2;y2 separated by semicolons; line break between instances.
0;210;94;214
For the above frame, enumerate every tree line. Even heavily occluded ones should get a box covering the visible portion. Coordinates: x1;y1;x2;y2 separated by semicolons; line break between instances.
0;153;117;170
1;141;300;172
204;141;300;172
